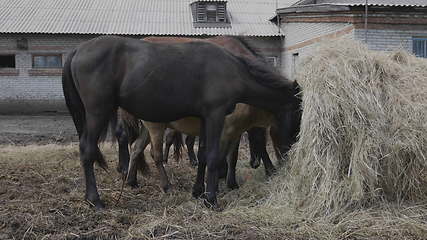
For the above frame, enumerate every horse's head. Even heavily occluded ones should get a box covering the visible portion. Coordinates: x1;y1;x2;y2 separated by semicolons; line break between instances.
271;81;302;161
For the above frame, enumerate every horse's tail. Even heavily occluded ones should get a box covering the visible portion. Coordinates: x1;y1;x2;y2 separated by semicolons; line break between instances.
62;49;111;169
171;131;184;162
118;108;142;144
62;49;85;139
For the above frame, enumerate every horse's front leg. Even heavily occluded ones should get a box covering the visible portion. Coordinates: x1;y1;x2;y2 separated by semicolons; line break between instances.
269;126;290;167
203;109;226;208
248;127;263;169
248;127;276;176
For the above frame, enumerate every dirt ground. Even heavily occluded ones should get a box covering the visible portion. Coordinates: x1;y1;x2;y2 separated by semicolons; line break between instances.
0;114;78;145
0;114;272;240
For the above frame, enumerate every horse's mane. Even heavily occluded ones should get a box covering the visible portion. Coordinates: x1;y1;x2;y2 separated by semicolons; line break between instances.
142;35;292;90
227;36;294;90
235;54;293;90
230;36;264;60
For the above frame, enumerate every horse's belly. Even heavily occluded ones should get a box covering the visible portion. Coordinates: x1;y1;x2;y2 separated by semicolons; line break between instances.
168;117;201;136
120;96;196;123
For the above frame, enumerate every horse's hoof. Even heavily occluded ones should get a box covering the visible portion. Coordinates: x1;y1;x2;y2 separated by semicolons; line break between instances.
86;198;105;209
161;183;170;193
192;185;205;199
250;159;261;169
127;181;139;189
202;194;218;209
265;167;277;177
227;182;239;190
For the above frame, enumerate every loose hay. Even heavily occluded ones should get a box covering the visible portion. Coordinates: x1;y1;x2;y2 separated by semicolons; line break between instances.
272;39;427;217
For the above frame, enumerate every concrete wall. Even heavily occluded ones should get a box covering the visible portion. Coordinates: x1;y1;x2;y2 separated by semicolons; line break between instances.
280;22;427;80
244;36;283;68
280;22;354;79
354;27;427;53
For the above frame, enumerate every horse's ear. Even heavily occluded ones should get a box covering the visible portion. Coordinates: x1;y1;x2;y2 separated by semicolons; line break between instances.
292;80;298;89
293;80;298;86
292;80;302;95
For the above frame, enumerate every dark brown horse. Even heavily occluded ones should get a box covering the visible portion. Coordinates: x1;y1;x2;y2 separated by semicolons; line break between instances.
115;36;278;186
62;35;300;208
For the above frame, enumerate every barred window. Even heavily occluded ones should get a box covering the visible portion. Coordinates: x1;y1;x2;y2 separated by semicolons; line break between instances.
266;56;278;67
413;38;427;58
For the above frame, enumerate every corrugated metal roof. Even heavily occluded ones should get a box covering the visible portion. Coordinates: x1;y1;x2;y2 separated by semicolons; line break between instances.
196;0;228;2
311;0;427;7
0;0;297;36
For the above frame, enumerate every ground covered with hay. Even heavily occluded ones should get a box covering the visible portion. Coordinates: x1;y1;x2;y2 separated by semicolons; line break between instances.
2;39;427;240
0;142;274;239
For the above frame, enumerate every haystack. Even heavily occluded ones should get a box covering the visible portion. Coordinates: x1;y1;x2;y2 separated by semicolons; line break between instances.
273;39;427;216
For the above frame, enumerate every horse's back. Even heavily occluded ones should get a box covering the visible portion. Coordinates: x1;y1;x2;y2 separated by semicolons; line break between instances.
70;36;247;122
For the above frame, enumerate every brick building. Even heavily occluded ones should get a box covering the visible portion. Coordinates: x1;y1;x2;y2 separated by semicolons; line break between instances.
0;0;293;113
277;0;427;80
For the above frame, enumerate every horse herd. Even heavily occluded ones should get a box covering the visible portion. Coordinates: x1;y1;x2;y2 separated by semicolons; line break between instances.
62;35;302;209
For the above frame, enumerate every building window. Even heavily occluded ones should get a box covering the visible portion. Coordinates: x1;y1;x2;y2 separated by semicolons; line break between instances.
292;53;299;79
191;1;230;28
413;38;427;58
0;55;16;68
196;2;227;23
266;56;278;67
32;54;62;68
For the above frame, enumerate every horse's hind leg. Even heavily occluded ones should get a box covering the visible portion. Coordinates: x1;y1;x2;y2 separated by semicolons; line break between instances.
192;130;206;198
127;130;150;187
80;111;112;209
248;128;262;169
226;137;241;190
145;122;170;192
163;129;174;163
115;120;130;177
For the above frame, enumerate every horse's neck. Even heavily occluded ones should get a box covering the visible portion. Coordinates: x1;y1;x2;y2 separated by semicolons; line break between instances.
223;104;275;134
251;106;276;128
240;82;288;113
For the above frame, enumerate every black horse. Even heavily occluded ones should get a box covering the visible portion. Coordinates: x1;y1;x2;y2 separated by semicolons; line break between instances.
62;35;301;208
